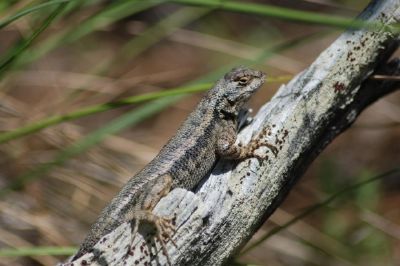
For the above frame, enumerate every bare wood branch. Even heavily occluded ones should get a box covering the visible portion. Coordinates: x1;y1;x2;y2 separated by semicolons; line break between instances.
66;0;400;265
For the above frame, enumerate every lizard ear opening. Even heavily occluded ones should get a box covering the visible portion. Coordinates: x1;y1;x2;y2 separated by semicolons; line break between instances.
235;75;252;86
239;76;249;85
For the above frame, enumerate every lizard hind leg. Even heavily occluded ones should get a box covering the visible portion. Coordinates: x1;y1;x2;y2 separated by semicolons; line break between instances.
124;174;176;264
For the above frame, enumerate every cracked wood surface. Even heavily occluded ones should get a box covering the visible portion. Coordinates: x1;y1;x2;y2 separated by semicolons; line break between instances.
66;0;400;265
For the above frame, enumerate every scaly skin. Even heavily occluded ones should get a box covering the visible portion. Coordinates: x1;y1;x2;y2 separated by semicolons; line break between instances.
72;67;276;262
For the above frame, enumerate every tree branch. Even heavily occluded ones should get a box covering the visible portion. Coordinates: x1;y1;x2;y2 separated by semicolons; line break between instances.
65;0;400;265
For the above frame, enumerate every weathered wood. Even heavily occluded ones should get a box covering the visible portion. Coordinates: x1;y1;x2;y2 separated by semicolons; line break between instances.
66;0;400;265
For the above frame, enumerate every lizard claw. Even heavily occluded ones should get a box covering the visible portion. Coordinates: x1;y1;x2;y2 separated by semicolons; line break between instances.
261;142;278;157
154;216;177;265
156;216;176;241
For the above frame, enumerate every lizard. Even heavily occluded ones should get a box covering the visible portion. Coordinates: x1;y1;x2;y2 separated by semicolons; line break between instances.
71;66;278;264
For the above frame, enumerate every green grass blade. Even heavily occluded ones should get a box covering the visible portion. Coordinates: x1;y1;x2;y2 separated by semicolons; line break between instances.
0;246;77;257
62;0;100;16
169;0;392;31
56;0;165;44
0;0;70;29
0;83;212;144
239;168;400;256
15;0;166;68
0;2;69;78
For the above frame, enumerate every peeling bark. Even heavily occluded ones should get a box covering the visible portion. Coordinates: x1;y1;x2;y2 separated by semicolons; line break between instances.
65;0;400;265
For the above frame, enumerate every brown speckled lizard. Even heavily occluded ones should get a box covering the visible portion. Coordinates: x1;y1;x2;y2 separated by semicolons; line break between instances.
72;66;277;264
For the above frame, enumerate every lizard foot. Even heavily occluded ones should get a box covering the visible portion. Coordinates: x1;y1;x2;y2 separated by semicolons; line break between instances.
126;212;177;265
153;216;177;265
239;126;278;161
155;216;176;243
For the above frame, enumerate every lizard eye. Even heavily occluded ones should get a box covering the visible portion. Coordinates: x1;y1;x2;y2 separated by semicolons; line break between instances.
236;76;250;86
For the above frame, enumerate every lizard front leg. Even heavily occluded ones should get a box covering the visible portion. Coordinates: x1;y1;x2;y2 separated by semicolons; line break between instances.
217;123;278;161
124;174;175;264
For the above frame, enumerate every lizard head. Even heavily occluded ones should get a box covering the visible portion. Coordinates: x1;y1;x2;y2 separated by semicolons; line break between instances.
220;66;266;111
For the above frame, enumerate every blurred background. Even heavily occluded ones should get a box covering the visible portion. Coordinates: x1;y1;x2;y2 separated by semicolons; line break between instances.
0;0;399;265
